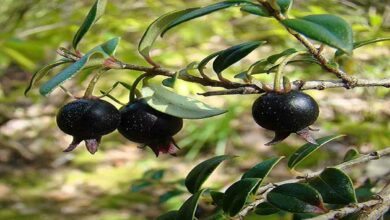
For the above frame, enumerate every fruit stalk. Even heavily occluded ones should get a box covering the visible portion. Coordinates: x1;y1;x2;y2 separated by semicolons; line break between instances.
274;51;307;92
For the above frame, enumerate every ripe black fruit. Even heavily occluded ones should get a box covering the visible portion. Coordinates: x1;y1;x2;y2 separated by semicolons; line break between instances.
118;99;183;156
56;98;120;154
252;91;319;145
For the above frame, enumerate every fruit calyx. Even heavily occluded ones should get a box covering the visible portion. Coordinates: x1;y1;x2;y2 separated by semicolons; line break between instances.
56;97;121;154
252;90;319;145
118;99;183;157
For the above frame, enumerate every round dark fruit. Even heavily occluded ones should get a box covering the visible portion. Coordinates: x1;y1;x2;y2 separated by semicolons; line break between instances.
118;99;183;156
252;91;319;145
56;98;120;154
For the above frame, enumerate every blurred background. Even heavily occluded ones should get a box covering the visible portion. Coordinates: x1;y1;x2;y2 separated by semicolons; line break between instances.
0;0;389;219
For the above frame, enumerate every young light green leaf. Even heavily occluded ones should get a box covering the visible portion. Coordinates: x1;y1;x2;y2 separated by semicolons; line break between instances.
213;41;265;74
139;8;198;63
141;83;227;119
267;48;298;64
25;59;73;96
288;135;344;169
309;168;357;205
177;189;206;220
161;1;250;36
240;4;269;17
335;37;390;56
255;202;281;215
267;183;326;213
185;155;234;194
72;0;107;49
39;38;120;96
282;14;353;54
222;178;262;217
156;210;179;220
241;157;284;193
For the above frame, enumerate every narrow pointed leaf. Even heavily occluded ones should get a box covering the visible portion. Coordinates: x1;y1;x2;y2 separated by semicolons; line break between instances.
255;202;281;215
282;14;353;54
161;1;250;36
142;83;227;119
198;51;223;73
185;155;233;194
39;38;120;96
156;210;179;220
267;183;325;213
177;189;206;220
72;0;107;49
335;37;390;56
159;190;184;203
222;178;262;217
213;41;265;74
240;4;269;17
267;48;298;64
277;0;293;14
309;168;357;205
139;8;198;61
25;59;72;95
241;157;284;193
288;135;344;169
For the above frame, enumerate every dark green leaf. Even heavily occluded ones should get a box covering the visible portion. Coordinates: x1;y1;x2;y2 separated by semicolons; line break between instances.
223;178;261;217
177;189;206;220
72;0;107;49
288;135;344;169
282;14;353;54
241;157;284;193
234;71;250;81
210;191;224;207
24;59;72;96
343;148;360;162
255;202;281;215
309;168;357;205
159;190;184;203
185;155;233;194
131;180;152;192
143;169;165;180
267;183;326;213
213;41;265;74
277;0;293;14
162;1;250;36
267;48;298;64
240;4;269;17
39;37;120;96
198;51;223;74
139;8;198;61
335;37;390;56
142;83;227;119
156;210;179;220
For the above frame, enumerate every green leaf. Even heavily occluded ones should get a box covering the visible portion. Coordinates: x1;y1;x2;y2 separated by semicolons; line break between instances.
131;180;152;192
222;178;262;217
177;189;206;220
198;51;223;74
241;157;284;193
24;59;72;96
159;190;184;203
282;14;353;54
156;210;179;220
335;37;390;56
240;4;269;17
255;202;281;215
267;183;325;213
288;135;344;169
141;83;227;119
210;191;225;207
143;169;165;180
39;38;120;96
139;8;198;62
72;0;107;49
213;41;265;74
343;148;360;162
277;0;293;14
161;1;250;36
163;62;198;88
185;155;233;194
267;48;298;64
309;168;357;205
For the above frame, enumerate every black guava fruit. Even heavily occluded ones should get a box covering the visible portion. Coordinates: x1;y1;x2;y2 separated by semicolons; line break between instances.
252;91;319;145
56;98;121;154
118;99;183;156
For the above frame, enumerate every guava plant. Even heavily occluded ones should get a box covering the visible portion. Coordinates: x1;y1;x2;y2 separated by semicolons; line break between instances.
25;0;390;219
